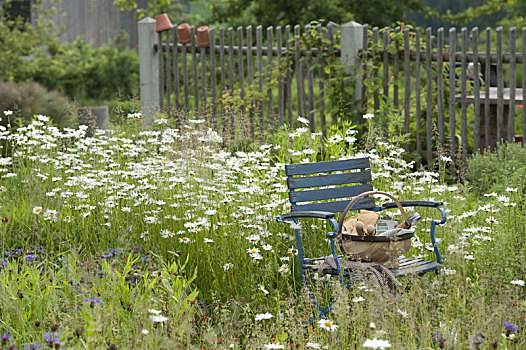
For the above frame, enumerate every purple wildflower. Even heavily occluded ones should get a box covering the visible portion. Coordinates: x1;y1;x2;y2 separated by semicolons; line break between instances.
84;296;102;307
432;332;447;348
1;331;12;344
43;332;60;346
25;254;38;262
24;342;43;349
502;321;519;335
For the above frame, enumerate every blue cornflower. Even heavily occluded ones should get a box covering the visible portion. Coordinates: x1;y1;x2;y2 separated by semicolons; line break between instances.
432;332;447;348
84;296;102;307
24;342;43;349
108;248;120;255
25;254;38;262
43;332;60;345
140;256;150;262
0;258;7;266
502;321;519;335
1;331;12;344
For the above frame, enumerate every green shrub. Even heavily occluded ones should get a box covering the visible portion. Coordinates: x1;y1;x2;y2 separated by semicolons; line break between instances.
29;33;139;102
0;5;139;103
466;143;526;196
0;80;77;128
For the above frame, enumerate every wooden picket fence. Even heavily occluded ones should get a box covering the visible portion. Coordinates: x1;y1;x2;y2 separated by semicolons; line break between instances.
138;19;526;168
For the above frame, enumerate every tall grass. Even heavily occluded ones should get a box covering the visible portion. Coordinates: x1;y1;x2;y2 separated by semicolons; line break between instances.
0;110;525;348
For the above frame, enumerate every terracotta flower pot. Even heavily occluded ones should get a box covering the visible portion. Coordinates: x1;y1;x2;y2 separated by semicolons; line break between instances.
177;23;191;44
155;13;173;32
196;26;210;47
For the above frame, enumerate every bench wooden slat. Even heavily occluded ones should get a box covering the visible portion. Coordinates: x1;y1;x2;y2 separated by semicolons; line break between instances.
290;183;374;203
288;171;372;189
393;260;441;277
286;158;370;176
292;197;376;213
303;257;441;278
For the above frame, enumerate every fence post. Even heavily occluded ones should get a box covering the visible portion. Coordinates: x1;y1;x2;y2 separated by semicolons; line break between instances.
138;17;161;128
341;21;364;107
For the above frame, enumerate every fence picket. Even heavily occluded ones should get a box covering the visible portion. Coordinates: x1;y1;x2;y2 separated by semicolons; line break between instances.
285;25;293;127
371;27;379;111
403;27;411;140
508;27;516;143
267;26;275;131
295;25;304;123
277;26;284;127
191;26;199;114
182;38;189;112
382;28;389;104
415;28;422;162
219;27;226;122
247;26;254;137
306;25;314;131
200;45;207;115
448;28;456;174
317;24;326;137
460;28;468;168
425;28;432;164
238;27;245;99
393;26;400;109
228;27;235;139
472;27;480;152
362;24;368;114
257;25;264;138
485;28;491;149
497;27;504;144
165;31;171;116
158;32;164;109
437;28;445;149
172;26;180;111
210;27;217;126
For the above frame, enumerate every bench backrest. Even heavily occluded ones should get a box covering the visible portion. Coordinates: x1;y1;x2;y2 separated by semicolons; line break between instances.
285;158;375;213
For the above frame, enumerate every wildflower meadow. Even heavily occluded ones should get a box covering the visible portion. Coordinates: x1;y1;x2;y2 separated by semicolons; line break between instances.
0;110;525;349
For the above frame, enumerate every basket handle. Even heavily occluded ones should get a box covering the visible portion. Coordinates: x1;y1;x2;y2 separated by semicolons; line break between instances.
337;191;408;235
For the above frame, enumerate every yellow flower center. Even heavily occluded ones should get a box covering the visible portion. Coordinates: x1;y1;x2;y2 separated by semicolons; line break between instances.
324;321;332;327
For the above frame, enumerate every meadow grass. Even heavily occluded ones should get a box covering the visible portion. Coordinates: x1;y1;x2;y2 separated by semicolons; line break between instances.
0;111;525;349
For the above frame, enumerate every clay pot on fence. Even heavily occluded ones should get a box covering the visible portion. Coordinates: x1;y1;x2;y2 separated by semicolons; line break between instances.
177;23;191;44
155;13;173;32
196;26;210;47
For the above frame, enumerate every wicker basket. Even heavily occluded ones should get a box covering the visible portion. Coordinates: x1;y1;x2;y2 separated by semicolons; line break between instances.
336;191;413;268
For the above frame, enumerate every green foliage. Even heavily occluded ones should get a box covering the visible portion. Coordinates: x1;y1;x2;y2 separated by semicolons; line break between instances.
0;248;199;348
2;113;526;347
0;80;76;128
113;0;204;24
205;0;427;28
0;2;139;103
466;143;526;197
21;33;139;102
0;1;60;82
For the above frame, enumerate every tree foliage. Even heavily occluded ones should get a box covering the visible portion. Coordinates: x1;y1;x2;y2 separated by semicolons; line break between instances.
203;0;427;28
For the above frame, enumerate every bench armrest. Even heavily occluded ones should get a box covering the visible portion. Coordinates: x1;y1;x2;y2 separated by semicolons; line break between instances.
278;211;335;220
382;200;443;209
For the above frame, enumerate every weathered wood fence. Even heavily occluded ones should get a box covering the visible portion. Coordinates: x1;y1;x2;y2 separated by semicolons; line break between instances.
139;18;526;166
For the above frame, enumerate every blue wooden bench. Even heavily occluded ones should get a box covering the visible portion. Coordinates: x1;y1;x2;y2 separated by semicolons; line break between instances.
276;157;447;318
